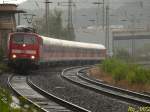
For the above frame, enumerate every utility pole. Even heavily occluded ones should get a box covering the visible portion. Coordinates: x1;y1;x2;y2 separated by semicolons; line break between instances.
45;0;49;36
45;0;52;36
57;0;75;40
96;0;100;27
92;0;105;30
105;5;110;55
102;0;105;30
67;0;75;40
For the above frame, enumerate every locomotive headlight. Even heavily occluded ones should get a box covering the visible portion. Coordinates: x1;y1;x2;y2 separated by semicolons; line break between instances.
31;56;35;59
12;54;16;59
23;44;26;47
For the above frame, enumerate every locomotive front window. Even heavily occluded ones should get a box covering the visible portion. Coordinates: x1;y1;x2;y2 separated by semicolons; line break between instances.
24;35;36;44
12;35;24;44
12;34;36;45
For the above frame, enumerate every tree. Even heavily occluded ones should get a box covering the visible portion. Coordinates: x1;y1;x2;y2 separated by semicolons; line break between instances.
33;9;75;40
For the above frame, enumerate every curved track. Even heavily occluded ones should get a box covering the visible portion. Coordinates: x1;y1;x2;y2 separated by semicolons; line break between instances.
61;66;150;106
8;75;91;112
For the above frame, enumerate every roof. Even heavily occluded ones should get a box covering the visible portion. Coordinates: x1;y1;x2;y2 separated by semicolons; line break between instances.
41;36;106;50
0;4;25;13
0;10;26;13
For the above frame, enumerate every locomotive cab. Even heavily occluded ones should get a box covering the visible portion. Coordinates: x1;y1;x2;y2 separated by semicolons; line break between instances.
8;32;40;69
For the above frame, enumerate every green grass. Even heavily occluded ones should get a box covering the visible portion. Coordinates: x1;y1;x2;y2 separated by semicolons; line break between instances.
0;87;12;112
0;87;41;112
101;58;150;84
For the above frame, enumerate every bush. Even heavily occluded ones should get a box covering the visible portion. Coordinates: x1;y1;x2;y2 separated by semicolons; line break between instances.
134;67;147;84
101;58;150;85
112;64;127;82
102;58;127;71
101;58;120;74
126;66;150;84
126;70;136;84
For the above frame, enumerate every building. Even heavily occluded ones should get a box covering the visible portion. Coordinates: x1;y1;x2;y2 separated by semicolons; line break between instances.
112;29;150;60
0;4;25;56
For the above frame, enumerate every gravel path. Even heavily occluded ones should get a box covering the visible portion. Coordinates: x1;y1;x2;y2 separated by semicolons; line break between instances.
30;67;135;112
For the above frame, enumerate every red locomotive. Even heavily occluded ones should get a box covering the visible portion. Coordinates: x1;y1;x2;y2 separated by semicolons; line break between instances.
7;26;106;69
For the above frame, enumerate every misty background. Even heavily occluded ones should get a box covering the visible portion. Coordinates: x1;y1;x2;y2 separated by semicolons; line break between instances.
15;0;150;47
17;0;150;30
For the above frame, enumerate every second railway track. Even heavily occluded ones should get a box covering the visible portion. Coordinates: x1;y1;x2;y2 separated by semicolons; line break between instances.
61;66;150;106
8;74;91;112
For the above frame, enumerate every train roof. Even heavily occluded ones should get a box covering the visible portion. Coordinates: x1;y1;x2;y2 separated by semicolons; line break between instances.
9;32;106;50
41;36;106;50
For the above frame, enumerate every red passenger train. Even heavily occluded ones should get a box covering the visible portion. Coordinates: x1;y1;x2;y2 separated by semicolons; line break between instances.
7;27;106;69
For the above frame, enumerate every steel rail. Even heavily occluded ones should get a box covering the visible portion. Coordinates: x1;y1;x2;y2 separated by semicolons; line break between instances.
61;66;150;106
8;75;48;112
78;70;150;106
27;76;91;112
8;74;91;112
78;70;150;99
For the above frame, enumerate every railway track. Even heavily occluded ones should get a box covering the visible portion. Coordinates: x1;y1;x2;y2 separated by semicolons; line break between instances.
61;66;150;106
8;74;91;112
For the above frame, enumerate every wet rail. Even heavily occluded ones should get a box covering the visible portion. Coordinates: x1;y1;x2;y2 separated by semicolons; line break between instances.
61;66;150;106
8;75;91;112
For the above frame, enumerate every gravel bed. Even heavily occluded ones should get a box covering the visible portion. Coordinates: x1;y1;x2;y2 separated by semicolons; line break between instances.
30;67;136;112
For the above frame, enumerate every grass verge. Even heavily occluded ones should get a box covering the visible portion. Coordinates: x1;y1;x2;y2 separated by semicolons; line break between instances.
101;58;150;84
0;87;42;112
89;58;150;92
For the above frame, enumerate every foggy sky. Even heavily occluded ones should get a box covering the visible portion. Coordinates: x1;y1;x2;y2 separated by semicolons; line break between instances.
1;0;148;10
0;0;26;4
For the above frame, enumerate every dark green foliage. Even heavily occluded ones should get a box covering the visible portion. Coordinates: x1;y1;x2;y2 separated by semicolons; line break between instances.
112;64;127;82
101;58;150;84
126;66;150;84
101;58;117;73
102;58;127;82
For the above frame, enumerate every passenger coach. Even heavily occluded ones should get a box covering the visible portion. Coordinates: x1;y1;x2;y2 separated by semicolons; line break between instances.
7;28;106;68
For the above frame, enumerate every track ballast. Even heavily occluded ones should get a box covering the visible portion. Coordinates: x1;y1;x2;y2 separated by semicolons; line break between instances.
8;75;91;112
61;66;150;106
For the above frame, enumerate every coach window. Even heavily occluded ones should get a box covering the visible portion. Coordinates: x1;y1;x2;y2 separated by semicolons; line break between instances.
86;49;88;57
84;49;86;56
98;50;100;57
95;49;97;56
